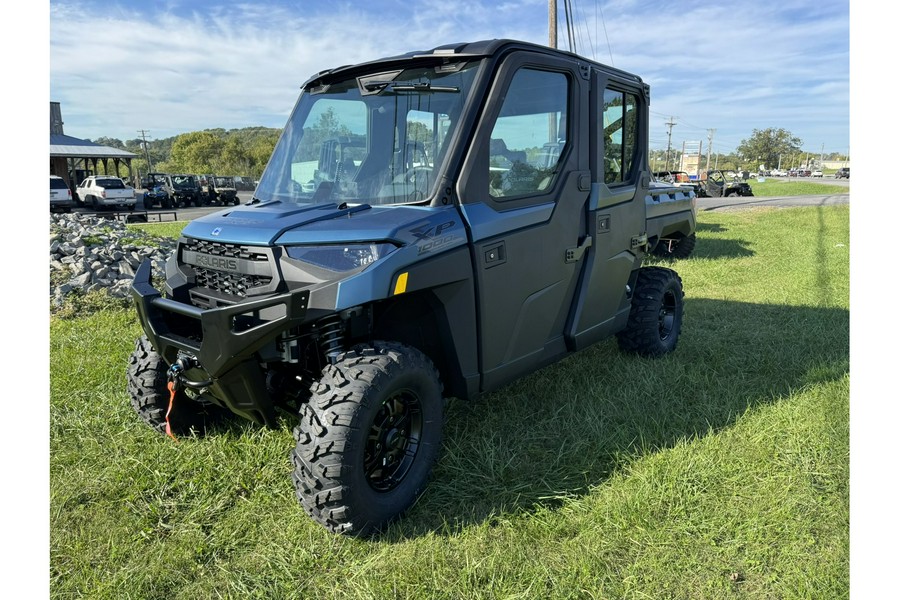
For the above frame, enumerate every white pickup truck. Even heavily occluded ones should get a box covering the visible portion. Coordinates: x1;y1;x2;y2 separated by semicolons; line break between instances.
75;176;136;210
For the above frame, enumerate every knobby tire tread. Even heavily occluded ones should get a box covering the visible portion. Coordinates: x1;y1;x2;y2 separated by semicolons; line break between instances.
291;342;442;536
616;267;684;357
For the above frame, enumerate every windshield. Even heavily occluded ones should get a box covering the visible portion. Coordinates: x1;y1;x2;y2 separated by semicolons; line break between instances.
173;175;197;189
256;60;481;206
214;177;233;187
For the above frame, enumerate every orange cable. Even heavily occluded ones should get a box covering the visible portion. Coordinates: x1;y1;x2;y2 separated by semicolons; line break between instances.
165;381;178;442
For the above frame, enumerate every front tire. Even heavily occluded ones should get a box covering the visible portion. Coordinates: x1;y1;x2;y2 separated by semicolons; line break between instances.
291;342;444;536
617;267;684;357
126;336;221;435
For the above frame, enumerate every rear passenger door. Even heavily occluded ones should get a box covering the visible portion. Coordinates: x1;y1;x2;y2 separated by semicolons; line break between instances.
566;72;650;349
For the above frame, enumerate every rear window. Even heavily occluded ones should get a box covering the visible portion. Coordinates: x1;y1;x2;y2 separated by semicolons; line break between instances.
50;177;68;189
96;178;126;189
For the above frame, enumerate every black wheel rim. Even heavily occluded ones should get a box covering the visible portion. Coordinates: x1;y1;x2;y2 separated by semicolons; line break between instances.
658;289;678;341
365;389;423;492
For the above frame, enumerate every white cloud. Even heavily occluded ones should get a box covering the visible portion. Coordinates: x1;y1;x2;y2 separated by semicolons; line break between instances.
49;0;849;152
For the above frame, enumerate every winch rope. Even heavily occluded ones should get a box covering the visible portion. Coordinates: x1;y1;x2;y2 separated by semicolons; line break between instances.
165;380;179;442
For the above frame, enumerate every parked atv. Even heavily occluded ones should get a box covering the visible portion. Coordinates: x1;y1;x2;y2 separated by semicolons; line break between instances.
165;174;203;207
127;39;695;536
702;170;754;198
201;175;240;206
142;173;173;208
143;185;171;209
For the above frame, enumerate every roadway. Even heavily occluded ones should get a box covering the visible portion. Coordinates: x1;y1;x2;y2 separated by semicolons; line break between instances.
697;193;849;212
696;175;850;212
69;179;850;222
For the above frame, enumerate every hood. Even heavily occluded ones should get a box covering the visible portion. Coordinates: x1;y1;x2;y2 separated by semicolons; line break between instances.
180;200;459;247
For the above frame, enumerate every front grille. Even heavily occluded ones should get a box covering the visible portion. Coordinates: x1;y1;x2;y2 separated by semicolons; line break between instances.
185;238;269;262
182;238;274;298
193;268;273;297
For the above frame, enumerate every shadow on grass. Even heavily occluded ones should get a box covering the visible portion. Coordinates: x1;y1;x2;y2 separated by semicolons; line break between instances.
693;237;755;260
385;298;848;540
695;222;728;233
648;222;753;261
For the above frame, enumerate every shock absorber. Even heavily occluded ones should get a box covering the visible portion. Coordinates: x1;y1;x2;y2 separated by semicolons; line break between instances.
315;315;345;363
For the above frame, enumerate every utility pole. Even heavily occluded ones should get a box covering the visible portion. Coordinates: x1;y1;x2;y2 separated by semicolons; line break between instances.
664;117;676;170
549;0;557;49
138;129;154;173
705;128;715;176
549;0;558;141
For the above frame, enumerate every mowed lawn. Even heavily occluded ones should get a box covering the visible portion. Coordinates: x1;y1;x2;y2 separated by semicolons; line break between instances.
50;205;849;599
748;178;849;197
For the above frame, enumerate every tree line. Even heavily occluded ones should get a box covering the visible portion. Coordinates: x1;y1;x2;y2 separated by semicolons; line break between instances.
652;128;849;173
92;125;849;181
91;127;281;180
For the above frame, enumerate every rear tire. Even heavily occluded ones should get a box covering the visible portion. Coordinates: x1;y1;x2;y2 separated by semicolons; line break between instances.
126;336;221;435
617;267;684;357
291;342;444;536
651;233;696;260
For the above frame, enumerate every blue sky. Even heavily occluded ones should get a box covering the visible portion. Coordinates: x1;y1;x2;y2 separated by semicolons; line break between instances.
48;0;850;156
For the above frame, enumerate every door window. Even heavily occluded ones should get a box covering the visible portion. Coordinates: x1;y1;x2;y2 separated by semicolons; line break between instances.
602;88;638;185
487;68;569;199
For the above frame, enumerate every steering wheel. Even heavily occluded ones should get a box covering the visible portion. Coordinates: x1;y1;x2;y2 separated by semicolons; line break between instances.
387;165;427;183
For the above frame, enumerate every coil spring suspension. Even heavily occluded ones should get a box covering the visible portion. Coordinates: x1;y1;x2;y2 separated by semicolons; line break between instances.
316;315;345;363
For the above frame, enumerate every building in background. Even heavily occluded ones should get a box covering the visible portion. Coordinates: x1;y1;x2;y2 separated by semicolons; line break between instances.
50;102;137;191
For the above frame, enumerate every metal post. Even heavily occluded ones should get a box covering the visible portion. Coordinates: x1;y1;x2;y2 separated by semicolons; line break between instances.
549;0;557;48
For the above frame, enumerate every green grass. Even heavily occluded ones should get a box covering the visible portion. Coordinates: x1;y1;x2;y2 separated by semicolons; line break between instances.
750;178;849;197
128;221;190;238
51;205;849;599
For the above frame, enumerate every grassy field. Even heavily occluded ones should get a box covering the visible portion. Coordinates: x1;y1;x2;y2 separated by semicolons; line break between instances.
50;205;849;599
748;178;848;197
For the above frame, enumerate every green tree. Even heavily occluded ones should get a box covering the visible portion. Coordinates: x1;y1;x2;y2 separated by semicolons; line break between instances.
162;131;224;173
92;136;126;149
221;136;251;176
248;132;280;178
296;108;352;162
736;128;803;171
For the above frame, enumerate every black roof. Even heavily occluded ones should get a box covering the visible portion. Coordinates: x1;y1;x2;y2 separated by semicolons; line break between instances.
304;39;643;89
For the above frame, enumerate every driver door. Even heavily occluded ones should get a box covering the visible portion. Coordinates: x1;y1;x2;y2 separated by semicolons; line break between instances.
456;52;590;392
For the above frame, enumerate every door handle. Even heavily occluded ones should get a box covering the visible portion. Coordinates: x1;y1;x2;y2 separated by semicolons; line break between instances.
565;236;592;263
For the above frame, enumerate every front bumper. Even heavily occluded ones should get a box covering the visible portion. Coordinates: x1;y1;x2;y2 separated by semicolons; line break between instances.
131;259;310;425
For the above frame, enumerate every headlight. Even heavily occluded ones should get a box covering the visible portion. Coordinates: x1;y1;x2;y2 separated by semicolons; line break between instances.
285;243;397;272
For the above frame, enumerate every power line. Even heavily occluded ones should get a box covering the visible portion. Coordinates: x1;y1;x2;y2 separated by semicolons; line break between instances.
565;0;577;54
596;0;614;65
571;0;594;60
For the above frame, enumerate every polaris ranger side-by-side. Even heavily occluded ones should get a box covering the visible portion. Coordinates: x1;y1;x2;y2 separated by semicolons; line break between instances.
128;39;696;536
